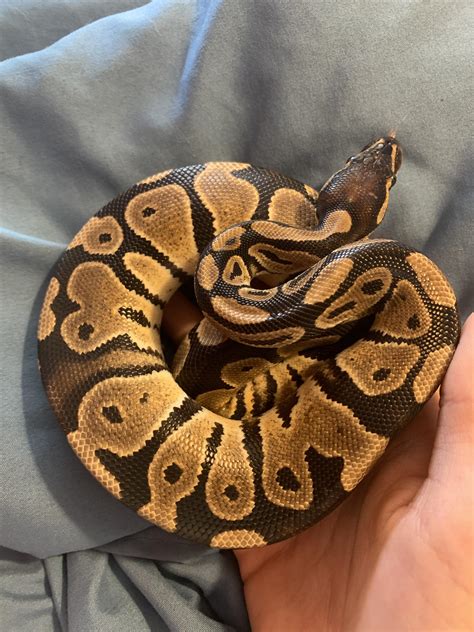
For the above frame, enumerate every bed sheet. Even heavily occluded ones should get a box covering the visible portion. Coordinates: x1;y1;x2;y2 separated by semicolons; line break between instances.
1;1;472;630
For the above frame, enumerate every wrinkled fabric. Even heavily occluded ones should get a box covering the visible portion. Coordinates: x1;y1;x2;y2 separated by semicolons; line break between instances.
0;539;246;631
0;0;472;630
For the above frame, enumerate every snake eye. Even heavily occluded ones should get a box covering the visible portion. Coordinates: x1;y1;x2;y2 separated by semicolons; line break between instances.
390;175;397;188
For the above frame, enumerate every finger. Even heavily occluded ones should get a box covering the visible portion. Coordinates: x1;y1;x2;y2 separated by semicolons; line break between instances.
161;290;203;344
428;312;474;485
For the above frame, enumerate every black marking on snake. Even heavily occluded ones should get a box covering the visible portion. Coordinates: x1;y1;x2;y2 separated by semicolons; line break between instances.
250;383;264;418
240;363;255;373
276;467;301;492
118;307;151;328
262;373;278;415
255;248;295;266
276;383;301;429
246;288;272;297
102;405;124;424
224;485;240;501
407;314;421;330
163;462;183;484
78;323;94;340
372;368;391;382
230;390;246;420
230;260;244;280
327;300;357;320
362;278;384;295
287;364;304;388
170;164;215;253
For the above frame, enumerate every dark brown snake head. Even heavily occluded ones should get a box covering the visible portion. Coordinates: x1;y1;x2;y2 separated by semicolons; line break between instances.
317;136;403;236
348;135;402;176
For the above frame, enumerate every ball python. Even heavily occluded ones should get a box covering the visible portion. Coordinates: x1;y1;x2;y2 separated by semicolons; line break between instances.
38;136;460;548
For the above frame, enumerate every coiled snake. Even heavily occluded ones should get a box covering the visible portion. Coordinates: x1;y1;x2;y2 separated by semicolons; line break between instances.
38;137;460;548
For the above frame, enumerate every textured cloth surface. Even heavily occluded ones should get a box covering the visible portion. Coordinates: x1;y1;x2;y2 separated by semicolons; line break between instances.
0;1;472;630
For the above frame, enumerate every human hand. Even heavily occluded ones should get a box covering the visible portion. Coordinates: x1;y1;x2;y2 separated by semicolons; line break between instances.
163;296;474;631
236;315;474;631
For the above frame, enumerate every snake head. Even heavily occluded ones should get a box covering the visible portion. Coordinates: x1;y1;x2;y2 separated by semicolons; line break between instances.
317;136;403;234
346;136;402;185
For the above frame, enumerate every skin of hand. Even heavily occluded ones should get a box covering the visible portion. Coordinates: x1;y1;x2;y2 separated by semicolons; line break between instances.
163;296;474;631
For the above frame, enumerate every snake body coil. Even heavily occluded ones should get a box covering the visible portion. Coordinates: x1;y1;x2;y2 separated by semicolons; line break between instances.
38;137;459;548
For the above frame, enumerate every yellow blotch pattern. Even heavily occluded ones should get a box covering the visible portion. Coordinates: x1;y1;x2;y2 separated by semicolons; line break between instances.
210;530;267;548
314;267;392;328
222;255;251;286
406;252;457;308
195;163;259;234
125;185;199;273
206;424;255;521
197;254;219;291
211;295;270;325
304;258;354;305
268;188;317;228
259;379;389;509
73;370;185;454
62;261;160;353
337;340;420;396
68;216;124;255
413;345;455;404
373;279;431;339
139;410;216;531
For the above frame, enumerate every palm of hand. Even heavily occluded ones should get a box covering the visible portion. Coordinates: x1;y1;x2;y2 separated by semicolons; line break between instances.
237;316;474;632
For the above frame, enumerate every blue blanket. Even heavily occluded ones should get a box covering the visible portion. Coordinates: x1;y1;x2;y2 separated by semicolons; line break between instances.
1;1;472;629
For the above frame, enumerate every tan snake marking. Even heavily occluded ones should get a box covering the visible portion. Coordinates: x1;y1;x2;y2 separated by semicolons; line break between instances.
38;137;459;548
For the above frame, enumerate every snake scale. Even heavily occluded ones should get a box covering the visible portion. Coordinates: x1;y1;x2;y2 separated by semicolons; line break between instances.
38;137;460;548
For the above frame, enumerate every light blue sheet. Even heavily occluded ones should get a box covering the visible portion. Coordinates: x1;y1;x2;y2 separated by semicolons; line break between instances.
1;1;472;629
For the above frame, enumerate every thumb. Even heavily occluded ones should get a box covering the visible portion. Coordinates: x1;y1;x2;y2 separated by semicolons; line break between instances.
428;312;474;485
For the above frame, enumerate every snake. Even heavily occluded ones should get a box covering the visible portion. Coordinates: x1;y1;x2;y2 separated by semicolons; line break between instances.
37;136;460;548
